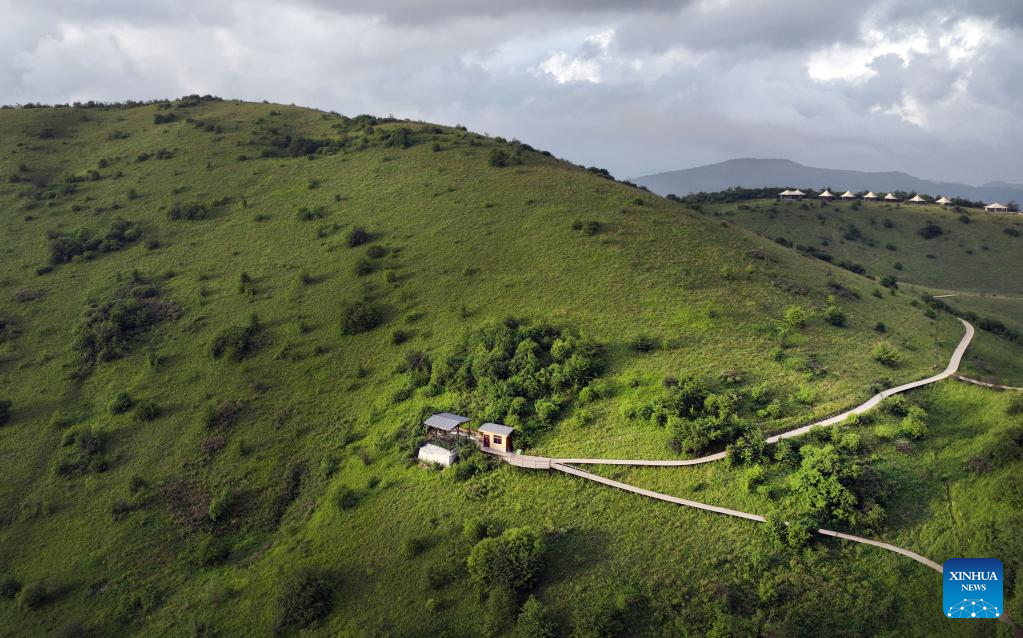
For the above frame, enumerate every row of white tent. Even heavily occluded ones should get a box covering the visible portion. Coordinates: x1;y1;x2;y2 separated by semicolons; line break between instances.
778;189;1012;211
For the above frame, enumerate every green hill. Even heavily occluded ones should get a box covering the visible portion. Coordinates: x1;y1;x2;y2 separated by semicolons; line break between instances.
0;99;1020;636
707;197;1023;384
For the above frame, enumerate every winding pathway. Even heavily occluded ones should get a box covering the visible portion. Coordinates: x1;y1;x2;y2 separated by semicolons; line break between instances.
552;318;974;467
482;318;1023;628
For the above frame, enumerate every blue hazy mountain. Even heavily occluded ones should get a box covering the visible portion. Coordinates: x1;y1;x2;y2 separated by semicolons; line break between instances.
632;158;1023;203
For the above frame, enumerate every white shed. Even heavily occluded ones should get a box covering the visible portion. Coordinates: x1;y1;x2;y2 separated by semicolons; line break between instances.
418;443;457;467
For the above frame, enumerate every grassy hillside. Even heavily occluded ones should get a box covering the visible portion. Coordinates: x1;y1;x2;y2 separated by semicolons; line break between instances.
0;99;1016;636
710;197;1023;384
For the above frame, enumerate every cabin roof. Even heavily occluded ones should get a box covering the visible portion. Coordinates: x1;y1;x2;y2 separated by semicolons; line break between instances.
423;412;471;431
840;191;856;198
479;422;514;436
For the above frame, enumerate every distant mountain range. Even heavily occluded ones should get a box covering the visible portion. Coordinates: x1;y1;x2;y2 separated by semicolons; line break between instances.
632;158;1023;204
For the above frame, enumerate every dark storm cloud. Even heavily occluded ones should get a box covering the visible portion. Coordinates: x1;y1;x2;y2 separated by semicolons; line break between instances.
0;0;1020;184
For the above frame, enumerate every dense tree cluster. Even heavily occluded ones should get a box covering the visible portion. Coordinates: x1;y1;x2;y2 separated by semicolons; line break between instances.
431;320;604;442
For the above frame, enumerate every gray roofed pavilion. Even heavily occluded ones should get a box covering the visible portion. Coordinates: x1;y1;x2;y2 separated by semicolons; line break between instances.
424;412;471;432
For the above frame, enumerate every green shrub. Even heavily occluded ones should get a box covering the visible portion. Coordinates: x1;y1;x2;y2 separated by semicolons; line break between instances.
346;227;369;247
340;301;383;334
872;343;900;367
110;391;134;415
207;489;233;523
167;202;209;220
489;148;509;167
334;486;359;511
0;574;22;599
823;305;846;327
16;581;51;609
273;568;334;631
784;305;810;329
462;517;498;544
484;587;517;637
516;595;556;638
204;400;243;430
1007;395;1023;416
0;399;11;426
136;401;161;422
467;527;544;591
916;222;943;239
400;536;427;559
366;245;387;259
209;315;260;361
354;258;374;276
630;334;657;352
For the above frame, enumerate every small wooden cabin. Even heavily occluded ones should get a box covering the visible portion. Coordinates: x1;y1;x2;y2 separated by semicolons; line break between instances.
985;202;1010;213
478;423;514;453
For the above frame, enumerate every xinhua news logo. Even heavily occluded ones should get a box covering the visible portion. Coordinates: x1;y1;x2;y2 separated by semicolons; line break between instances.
943;558;1003;619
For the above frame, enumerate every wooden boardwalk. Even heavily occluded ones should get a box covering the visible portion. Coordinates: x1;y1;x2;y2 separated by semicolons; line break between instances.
957;375;1023;391
552;318;974;466
477;320;981;575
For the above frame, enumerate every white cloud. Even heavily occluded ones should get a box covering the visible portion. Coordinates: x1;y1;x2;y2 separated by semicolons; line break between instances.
0;0;1020;184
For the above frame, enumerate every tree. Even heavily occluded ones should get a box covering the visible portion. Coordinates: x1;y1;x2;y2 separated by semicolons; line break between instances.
516;596;556;638
787;444;860;524
468;527;545;591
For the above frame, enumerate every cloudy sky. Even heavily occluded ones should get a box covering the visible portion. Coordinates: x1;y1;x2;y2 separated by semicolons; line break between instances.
2;0;1021;184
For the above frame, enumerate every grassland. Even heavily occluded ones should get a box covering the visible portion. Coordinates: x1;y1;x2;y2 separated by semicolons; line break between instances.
710;198;1023;385
0;99;1019;636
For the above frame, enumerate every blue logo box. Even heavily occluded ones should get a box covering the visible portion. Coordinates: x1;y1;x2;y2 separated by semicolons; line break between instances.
943;558;1003;618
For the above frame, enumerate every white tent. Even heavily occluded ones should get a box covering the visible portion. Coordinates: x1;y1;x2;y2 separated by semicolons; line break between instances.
818;189;836;199
779;189;806;200
907;195;927;203
985;202;1010;213
840;191;856;199
935;196;952;206
884;192;900;201
863;191;879;200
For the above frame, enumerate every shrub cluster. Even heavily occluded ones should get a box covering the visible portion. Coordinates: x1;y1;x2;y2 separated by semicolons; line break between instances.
47;220;142;264
167;202;209;220
209;314;261;362
72;276;180;372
